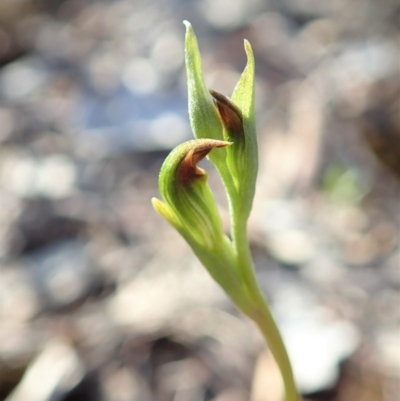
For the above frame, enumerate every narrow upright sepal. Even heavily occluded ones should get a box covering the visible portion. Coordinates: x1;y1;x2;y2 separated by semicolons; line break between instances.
184;21;223;143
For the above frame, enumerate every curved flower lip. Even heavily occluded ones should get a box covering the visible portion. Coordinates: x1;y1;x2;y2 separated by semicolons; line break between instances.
209;89;243;138
178;139;231;187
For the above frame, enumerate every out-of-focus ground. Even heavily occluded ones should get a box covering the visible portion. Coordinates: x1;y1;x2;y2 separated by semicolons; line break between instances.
0;0;399;400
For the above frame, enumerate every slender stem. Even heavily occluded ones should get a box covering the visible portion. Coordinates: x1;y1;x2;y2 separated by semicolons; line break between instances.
232;218;299;401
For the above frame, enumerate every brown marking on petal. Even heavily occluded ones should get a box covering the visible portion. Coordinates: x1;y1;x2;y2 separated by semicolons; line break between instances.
178;140;230;187
209;89;243;138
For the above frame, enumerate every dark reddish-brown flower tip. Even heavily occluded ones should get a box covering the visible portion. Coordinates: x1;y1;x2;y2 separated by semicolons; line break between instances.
178;139;230;187
209;89;243;138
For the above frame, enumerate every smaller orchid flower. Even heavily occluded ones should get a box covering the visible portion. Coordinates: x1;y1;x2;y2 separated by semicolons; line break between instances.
152;139;229;250
152;139;251;310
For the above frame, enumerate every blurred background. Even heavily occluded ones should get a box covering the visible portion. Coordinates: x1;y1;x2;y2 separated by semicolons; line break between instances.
0;0;399;400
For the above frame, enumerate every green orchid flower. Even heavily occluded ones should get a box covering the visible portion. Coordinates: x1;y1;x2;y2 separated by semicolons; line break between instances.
152;21;299;401
152;139;251;311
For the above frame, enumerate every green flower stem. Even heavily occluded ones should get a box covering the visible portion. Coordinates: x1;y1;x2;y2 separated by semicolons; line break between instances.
232;219;299;401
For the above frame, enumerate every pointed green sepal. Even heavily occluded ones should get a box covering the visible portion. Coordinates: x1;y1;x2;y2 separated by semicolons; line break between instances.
231;40;257;192
184;21;227;166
